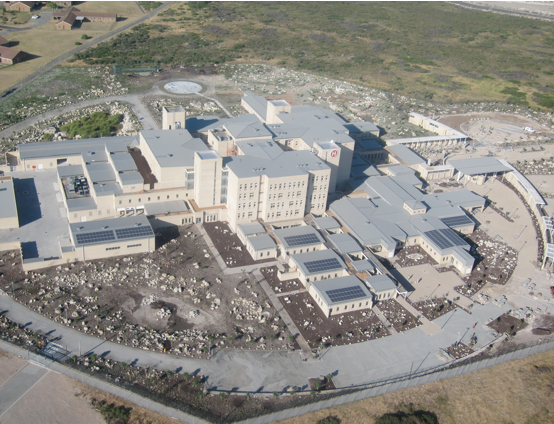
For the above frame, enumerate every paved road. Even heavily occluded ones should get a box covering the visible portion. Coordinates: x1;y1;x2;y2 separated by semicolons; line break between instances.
0;12;53;36
0;287;511;393
0;363;48;419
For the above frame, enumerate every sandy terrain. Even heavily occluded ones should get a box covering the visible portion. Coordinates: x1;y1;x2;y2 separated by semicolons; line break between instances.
0;351;103;424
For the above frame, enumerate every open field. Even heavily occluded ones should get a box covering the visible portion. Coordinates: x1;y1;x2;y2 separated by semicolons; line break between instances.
77;1;554;107
0;1;143;92
278;347;554;424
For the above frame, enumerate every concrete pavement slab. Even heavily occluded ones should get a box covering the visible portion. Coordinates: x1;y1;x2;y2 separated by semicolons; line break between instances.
0;364;48;418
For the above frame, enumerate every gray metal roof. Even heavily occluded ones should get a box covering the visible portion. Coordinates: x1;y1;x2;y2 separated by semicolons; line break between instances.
498;159;545;205
449;157;512;176
352;260;376;273
273;225;325;249
386;144;426;166
290;249;347;276
18;136;136;160
242;91;268;119
111;153;137;172
70;215;154;247
225;150;329;179
365;274;397;292
387;165;417;177
57;164;84;177
236;139;284;160
92;182;122;197
238;221;266;237
86;162;115;183
144;200;190;216
246;234;276;251
328;232;362;254
312;215;340;231
345;121;380;136
140;129;206;168
66;196;97;212
223;114;273;139
0;177;17;220
311;275;373;307
356;139;383;150
119;172;144;186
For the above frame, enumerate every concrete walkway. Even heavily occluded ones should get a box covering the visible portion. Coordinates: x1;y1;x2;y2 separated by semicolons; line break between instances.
396;296;442;336
255;270;313;357
372;306;398;335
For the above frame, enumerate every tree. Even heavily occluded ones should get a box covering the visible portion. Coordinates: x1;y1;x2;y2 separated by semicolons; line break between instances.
81;34;89;40
46;2;59;10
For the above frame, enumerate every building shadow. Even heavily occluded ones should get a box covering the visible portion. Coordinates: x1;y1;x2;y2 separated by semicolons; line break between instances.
22;53;41;63
13;177;42;226
6;40;19;47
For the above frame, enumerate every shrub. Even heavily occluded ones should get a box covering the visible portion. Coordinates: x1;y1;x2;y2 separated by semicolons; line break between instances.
42;133;53;142
81;34;89;40
316;417;340;424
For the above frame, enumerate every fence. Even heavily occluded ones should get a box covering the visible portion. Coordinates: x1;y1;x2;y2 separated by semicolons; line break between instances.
1;1;174;99
1;331;553;424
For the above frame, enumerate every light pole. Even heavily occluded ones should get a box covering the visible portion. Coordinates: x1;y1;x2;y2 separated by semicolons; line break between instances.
426;283;441;301
518;240;527;254
516;225;528;239
456;332;461;347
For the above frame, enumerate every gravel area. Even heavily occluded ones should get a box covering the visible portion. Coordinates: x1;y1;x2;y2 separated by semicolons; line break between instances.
2;226;290;359
377;299;422;333
279;292;389;349
261;266;303;294
395;245;436;268
203;222;275;268
407;297;457;321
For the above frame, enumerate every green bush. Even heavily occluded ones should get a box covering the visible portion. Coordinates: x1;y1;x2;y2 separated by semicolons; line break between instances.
374;404;438;424
42;133;53;142
60;111;123;139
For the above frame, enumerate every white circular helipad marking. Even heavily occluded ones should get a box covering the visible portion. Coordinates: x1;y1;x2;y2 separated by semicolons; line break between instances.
163;81;202;94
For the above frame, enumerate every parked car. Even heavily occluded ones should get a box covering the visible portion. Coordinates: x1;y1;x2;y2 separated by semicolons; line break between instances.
31;15;40;19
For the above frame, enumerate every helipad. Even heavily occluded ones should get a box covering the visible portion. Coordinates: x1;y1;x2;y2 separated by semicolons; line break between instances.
163;81;202;94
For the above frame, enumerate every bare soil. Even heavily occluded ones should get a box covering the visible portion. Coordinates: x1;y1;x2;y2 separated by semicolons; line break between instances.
454;229;517;297
307;376;336;392
261;266;304;294
2;225;290;359
407;297;457;321
279;292;389;349
488;313;528;336
377;299;422;332
203;222;276;268
532;314;554;335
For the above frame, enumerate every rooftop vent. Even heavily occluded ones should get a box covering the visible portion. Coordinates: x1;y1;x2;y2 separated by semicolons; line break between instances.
103;226;109;229
135;223;142;227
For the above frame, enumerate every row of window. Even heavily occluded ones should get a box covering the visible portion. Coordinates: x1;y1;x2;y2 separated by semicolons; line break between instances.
268;191;303;200
269;181;305;191
306;273;339;283
266;210;300;219
313;292;371;312
310;175;329;183
238;211;254;219
239;183;259;191
312;185;327;192
312;193;326;201
238;202;256;210
310;203;325;209
118;193;183;205
270;200;303;209
105;244;142;251
239;192;256;200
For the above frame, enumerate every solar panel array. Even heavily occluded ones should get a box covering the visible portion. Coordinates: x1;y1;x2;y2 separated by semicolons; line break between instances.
304;258;342;274
283;233;320;247
424;228;466;250
544;217;553;231
441;215;473;228
115;226;154;240
75;230;115;245
546;243;554;259
326;285;367;303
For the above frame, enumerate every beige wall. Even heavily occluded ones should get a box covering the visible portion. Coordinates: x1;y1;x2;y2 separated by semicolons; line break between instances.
194;152;222;208
309;285;373;317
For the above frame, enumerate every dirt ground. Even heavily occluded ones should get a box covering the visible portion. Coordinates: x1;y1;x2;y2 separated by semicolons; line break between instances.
279;292;389;349
377;299;422;332
407;297;458;321
3;225;290;358
203;222;275;268
488;313;529;336
0;351;104;424
277;348;554;424
261;266;304;294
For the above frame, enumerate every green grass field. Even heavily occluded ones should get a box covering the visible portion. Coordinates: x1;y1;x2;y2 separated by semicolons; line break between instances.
79;1;554;108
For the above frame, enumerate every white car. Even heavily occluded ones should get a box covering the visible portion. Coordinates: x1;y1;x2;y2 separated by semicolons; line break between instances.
31;15;39;19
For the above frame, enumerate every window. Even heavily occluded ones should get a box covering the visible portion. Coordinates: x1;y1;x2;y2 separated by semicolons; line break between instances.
98;210;102;215
119;200;122;205
167;195;170;199
270;203;275;209
248;211;253;218
129;199;132;203
89;212;93;216
344;305;347;310
278;193;283;199
157;196;160;200
106;246;120;251
107;210;110;214
240;184;243;190
74;213;77;218
289;201;294;207
148;197;151;201
297;191;301;196
176;194;179;199
249;193;254;199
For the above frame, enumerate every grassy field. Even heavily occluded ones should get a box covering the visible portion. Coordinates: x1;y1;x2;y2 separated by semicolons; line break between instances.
78;1;554;108
278;348;554;424
0;1;143;93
